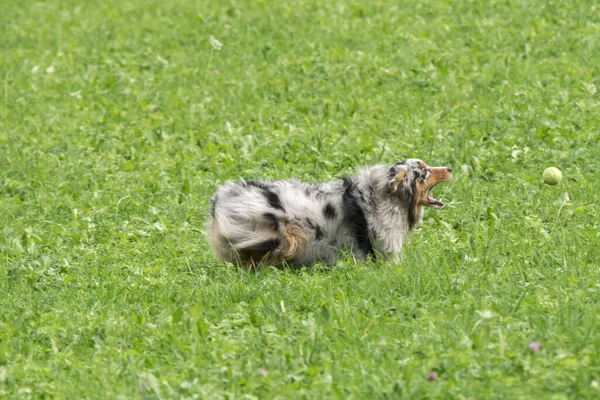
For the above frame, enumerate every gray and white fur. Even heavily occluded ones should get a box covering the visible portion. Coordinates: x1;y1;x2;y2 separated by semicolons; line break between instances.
207;159;452;268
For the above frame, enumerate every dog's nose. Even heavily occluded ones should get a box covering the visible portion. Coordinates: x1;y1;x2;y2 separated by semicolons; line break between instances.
446;167;453;173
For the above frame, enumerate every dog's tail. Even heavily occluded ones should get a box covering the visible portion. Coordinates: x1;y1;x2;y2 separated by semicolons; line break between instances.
207;214;307;268
279;222;307;260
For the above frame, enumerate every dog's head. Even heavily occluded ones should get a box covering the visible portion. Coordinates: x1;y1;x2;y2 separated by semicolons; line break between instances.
388;159;452;210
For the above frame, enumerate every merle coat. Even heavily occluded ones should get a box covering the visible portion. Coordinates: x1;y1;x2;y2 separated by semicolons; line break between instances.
207;159;452;268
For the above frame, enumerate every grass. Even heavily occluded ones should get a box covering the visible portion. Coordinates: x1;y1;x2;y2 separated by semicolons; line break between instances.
1;0;599;398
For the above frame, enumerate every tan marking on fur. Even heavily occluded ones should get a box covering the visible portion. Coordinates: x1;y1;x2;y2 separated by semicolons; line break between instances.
280;222;307;259
427;167;452;188
417;167;452;206
417;160;427;169
390;169;407;192
207;218;306;270
414;180;429;213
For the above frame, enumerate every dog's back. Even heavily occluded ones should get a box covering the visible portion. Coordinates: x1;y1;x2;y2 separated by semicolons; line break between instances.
207;178;355;268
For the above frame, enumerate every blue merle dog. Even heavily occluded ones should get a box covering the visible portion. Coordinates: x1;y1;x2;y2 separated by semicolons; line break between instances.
207;159;452;269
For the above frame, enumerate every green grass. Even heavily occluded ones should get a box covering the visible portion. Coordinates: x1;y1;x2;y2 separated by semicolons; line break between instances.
1;0;599;398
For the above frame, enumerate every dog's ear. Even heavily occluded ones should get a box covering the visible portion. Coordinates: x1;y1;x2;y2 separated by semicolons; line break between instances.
389;167;408;193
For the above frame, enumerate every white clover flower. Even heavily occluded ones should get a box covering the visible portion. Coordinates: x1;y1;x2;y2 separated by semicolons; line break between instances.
584;82;596;96
209;36;222;51
476;310;494;319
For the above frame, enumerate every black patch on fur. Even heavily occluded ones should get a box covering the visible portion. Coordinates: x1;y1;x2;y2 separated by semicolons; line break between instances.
304;217;316;229
389;160;408;179
406;178;418;230
249;239;281;253
341;178;374;258
412;170;421;182
246;181;285;212
209;195;217;217
263;213;279;230
263;189;284;212
323;203;337;219
315;225;324;240
246;180;267;189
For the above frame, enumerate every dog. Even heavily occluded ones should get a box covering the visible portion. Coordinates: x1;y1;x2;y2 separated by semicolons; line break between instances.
207;159;452;269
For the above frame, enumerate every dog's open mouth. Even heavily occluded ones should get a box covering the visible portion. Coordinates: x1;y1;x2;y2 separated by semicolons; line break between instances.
427;193;445;209
420;166;452;210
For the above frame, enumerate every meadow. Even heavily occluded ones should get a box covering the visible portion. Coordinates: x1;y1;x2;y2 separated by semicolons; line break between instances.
1;0;599;398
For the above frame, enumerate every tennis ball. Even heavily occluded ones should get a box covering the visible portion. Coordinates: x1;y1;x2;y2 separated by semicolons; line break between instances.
542;167;562;185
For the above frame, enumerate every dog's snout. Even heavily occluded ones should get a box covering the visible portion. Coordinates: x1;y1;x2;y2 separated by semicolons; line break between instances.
446;167;453;173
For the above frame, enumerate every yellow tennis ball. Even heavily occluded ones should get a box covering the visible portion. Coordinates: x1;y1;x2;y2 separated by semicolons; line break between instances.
542;167;562;185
